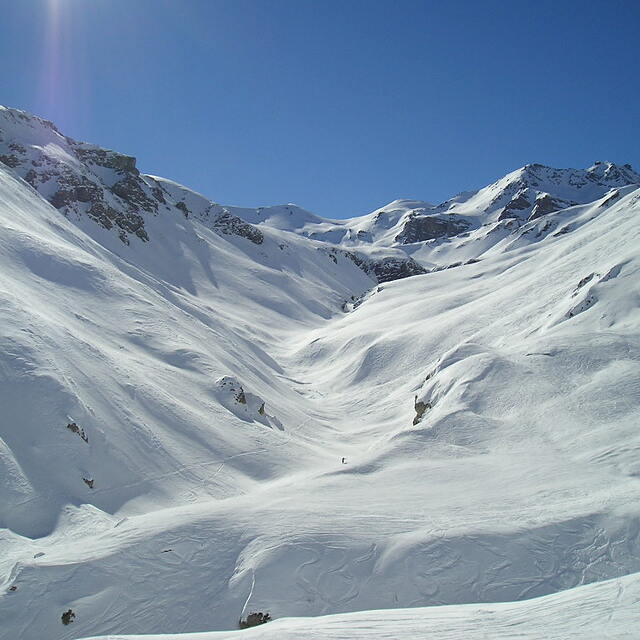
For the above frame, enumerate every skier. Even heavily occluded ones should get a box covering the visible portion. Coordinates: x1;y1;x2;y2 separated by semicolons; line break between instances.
341;457;346;464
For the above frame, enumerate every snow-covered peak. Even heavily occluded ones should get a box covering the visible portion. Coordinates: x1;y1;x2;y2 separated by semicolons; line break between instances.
0;106;271;248
219;163;640;253
585;160;640;185
375;198;435;211
0;105;67;146
0;105;137;178
508;161;640;192
225;202;331;231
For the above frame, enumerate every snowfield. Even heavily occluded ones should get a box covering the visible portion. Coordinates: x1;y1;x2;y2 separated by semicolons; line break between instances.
0;106;639;640
80;572;640;639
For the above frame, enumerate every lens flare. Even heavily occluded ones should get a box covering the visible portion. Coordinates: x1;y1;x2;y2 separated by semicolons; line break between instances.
39;0;89;127
42;0;63;112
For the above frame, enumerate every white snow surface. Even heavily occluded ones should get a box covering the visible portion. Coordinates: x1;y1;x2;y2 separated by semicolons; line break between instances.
81;572;640;639
0;106;639;640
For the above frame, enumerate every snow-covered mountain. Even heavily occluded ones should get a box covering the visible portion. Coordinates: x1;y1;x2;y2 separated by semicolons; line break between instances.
221;161;640;261
0;106;639;640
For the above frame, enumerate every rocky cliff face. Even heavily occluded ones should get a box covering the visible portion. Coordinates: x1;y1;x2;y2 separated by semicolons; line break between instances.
394;212;470;244
0;107;266;248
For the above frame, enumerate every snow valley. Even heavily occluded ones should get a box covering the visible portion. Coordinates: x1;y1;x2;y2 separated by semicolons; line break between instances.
0;106;639;639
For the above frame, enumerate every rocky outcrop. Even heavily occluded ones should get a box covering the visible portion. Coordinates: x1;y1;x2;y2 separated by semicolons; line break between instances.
66;422;88;443
49;174;102;208
214;376;277;427
497;191;532;220
175;201;189;216
528;193;570;221
413;396;432;425
0;154;20;168
75;147;138;173
0;109;267;247
395;214;469;244
342;251;427;284
111;175;158;213
0;108;165;244
212;211;264;244
367;256;428;283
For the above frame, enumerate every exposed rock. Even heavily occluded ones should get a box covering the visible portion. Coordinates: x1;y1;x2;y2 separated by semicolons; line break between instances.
215;376;276;427
368;256;428;283
497;192;532;220
212;211;264;244
506;192;531;210
342;251;426;284
574;273;595;294
413;396;432;425
50;190;73;209
552;225;572;236
395;214;469;244
343;251;368;272
0;154;20;168
75;147;138;173
528;193;567;220
175;201;189;217
83;477;94;489
24;168;38;186
61;610;76;625
151;185;166;204
600;189;620;208
239;612;271;629
111;175;158;213
66;422;88;443
87;202;149;242
51;176;102;208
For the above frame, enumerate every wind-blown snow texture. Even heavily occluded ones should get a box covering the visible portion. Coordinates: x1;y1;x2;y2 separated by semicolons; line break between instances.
0;106;639;640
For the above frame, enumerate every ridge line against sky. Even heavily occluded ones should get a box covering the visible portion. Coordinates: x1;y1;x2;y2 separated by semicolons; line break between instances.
2;0;639;218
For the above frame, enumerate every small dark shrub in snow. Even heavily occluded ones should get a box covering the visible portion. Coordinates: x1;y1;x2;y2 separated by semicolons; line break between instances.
61;609;75;625
239;611;271;629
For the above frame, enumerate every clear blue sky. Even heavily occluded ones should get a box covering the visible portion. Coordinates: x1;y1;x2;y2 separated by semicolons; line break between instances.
2;0;639;217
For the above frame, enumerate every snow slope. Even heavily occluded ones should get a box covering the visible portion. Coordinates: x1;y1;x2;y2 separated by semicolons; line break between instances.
80;572;640;640
0;107;639;640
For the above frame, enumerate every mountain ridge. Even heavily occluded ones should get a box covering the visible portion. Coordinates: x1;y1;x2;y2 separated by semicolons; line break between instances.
2;105;638;258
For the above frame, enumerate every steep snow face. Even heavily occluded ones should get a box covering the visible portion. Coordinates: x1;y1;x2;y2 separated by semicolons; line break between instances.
0;153;376;541
0;107;639;640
